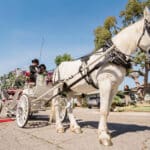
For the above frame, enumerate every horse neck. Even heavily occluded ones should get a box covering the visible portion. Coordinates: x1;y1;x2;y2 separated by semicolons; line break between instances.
112;19;144;55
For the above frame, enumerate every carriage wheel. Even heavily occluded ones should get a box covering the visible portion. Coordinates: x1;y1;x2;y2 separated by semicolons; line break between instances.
59;98;67;122
16;95;30;128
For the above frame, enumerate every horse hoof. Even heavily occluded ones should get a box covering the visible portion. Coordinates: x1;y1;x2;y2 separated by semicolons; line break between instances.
74;127;82;134
70;126;82;134
99;138;112;146
56;127;65;133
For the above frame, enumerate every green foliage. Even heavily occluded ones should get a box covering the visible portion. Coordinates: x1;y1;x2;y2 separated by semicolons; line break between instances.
104;16;117;32
142;0;150;10
55;53;73;66
14;76;26;88
116;91;125;98
1;72;16;89
94;26;111;51
120;0;143;26
133;51;146;68
120;0;150;26
113;95;122;103
116;104;150;112
94;0;150;91
120;0;150;89
0;71;25;89
94;16;118;51
112;95;124;107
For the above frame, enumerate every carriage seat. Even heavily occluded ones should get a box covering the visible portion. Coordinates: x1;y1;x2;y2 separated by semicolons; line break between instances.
23;72;53;98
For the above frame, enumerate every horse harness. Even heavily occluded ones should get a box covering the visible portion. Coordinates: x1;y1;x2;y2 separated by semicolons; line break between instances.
78;18;150;89
56;19;150;92
79;43;132;89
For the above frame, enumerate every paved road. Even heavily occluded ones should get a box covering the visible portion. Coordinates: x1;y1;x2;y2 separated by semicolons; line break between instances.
0;108;150;150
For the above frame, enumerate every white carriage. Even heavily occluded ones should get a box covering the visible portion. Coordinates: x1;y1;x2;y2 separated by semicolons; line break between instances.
16;74;68;128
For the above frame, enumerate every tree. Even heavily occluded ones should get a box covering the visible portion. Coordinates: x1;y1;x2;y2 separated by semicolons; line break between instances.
94;26;111;51
94;0;150;96
120;0;150;93
94;16;117;51
120;0;143;26
55;53;73;66
0;70;26;89
104;16;118;34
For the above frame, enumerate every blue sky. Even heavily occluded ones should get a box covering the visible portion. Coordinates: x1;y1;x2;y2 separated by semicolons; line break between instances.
0;0;147;89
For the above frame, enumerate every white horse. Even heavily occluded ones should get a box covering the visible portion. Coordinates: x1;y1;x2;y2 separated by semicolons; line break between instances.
51;7;150;146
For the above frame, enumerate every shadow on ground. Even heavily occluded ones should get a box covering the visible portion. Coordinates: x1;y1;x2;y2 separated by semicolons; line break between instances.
25;115;49;129
24;115;150;138
79;121;150;138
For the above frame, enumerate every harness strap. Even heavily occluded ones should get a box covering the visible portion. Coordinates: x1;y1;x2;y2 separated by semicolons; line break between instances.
79;60;99;89
77;43;132;90
137;21;146;52
137;19;150;52
66;56;111;90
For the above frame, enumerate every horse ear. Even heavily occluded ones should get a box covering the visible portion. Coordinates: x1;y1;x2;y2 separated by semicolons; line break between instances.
144;7;150;18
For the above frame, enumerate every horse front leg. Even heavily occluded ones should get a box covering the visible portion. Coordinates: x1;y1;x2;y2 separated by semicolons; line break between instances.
54;96;65;133
53;97;65;133
50;88;65;133
66;99;82;134
98;78;113;146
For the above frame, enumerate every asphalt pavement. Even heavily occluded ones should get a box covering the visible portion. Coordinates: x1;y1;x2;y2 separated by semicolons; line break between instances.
0;108;150;150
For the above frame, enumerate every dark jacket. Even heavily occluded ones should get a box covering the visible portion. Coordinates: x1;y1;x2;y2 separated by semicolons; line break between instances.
29;65;38;83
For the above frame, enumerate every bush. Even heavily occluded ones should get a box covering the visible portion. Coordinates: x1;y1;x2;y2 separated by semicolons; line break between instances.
116;91;125;98
112;95;124;107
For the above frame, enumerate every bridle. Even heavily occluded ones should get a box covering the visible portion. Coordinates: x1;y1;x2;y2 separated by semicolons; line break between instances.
137;19;150;53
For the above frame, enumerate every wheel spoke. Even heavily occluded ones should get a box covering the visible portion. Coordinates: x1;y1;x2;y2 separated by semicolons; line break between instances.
16;95;30;128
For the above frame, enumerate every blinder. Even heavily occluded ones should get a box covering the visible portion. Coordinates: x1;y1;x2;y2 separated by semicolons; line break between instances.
137;19;150;51
145;19;150;36
144;19;150;62
136;19;150;64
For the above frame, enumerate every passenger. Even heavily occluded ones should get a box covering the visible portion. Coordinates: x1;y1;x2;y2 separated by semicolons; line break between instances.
38;64;47;75
29;59;39;83
36;64;47;86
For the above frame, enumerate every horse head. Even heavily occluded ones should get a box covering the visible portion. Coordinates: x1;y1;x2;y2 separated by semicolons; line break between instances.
138;7;150;53
112;7;150;56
